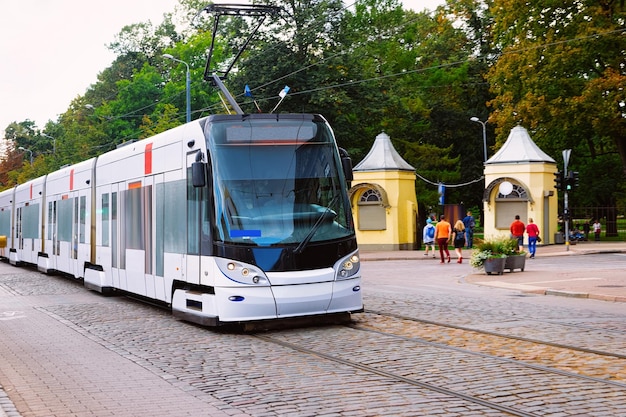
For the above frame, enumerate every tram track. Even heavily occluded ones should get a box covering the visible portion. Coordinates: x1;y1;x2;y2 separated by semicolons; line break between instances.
349;322;626;389
363;308;626;360
8;269;625;417
356;310;626;384
254;333;540;417
254;318;626;417
362;291;626;355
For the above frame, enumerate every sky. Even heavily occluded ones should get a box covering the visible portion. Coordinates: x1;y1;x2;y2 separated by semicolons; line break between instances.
0;0;443;136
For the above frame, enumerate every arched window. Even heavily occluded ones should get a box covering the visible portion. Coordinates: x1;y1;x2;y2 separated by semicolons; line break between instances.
360;189;382;203
495;183;528;228
496;184;528;200
357;188;386;230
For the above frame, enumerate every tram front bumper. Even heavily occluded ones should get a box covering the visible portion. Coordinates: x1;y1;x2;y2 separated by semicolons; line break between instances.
172;277;362;326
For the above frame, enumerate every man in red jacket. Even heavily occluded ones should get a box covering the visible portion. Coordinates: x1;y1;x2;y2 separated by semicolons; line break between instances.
510;214;526;252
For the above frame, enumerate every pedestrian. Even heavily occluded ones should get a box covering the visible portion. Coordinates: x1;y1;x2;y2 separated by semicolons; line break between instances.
462;210;475;248
593;219;602;241
509;214;526;252
526;218;540;258
422;218;436;258
434;214;452;263
452;220;466;263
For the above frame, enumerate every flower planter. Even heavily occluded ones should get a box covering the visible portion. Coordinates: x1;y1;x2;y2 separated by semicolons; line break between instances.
484;257;506;275
505;253;526;272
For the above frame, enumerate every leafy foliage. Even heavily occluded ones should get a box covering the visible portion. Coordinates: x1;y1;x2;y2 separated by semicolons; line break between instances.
487;0;626;174
0;0;624;217
469;235;517;268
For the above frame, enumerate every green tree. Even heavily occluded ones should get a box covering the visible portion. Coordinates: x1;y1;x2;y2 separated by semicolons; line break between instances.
161;31;223;120
486;0;626;231
4;120;39;155
487;0;625;162
140;103;182;137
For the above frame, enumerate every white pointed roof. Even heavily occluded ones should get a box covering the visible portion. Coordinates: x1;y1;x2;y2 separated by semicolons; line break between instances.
354;132;415;171
487;125;555;164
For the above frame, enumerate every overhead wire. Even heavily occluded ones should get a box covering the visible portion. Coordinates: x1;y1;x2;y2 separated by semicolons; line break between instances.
76;3;625;157
73;0;626;125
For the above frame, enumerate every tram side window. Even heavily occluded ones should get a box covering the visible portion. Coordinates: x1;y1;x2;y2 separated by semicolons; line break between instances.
0;210;10;237
102;194;109;247
156;180;186;277
22;204;39;239
57;199;73;243
79;196;86;244
187;175;201;255
162;180;186;254
47;202;53;240
121;185;153;274
112;192;117;268
73;198;79;259
124;187;144;251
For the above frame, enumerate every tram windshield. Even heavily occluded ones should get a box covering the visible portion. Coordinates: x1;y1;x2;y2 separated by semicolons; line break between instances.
207;117;354;247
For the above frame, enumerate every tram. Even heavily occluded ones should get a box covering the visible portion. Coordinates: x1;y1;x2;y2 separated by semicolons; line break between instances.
0;113;363;326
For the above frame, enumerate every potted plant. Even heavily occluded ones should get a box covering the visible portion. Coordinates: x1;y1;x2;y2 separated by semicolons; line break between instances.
469;236;513;275
503;238;527;272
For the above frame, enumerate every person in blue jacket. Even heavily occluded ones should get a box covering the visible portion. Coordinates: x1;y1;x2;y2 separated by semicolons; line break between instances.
462;211;475;248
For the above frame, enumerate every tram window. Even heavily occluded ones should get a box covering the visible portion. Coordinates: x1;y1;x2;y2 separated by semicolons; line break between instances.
223;123;317;143
162;180;186;254
47;202;53;240
22;204;39;239
124;187;144;250
187;173;201;255
73;198;79;258
102;194;109;247
112;192;117;268
57;199;73;242
79;196;86;244
0;210;10;237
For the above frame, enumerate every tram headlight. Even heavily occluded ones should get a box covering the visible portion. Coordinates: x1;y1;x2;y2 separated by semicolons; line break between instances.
335;251;360;280
215;258;269;286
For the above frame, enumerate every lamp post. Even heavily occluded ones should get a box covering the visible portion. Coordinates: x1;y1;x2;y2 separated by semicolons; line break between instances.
42;133;55;154
18;146;33;166
163;54;191;123
470;117;488;163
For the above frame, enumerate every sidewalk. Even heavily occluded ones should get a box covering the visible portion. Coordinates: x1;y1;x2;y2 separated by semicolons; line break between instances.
360;241;626;303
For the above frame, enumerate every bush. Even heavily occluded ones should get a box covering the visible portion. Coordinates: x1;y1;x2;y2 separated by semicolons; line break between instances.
470;236;520;268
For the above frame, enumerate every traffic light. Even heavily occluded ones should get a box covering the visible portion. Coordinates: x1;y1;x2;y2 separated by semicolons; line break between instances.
553;171;563;190
566;171;579;190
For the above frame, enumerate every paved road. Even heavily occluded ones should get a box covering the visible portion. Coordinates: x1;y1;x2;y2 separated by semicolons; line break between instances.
0;241;624;416
360;241;626;302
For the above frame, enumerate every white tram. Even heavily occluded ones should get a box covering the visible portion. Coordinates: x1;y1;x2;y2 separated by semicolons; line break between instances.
0;113;363;326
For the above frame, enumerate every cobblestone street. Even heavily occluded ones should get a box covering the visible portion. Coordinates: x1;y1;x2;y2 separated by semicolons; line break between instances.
1;244;625;416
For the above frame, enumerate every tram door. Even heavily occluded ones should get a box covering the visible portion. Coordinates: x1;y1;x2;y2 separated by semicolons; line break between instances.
95;184;118;289
13;181;44;266
116;178;153;297
50;197;74;275
186;152;203;286
48;192;89;278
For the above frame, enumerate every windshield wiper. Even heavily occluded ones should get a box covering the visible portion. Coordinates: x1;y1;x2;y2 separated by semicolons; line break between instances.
292;196;338;255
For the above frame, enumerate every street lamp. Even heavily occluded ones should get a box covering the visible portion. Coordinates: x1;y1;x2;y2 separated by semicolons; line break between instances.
42;133;55;154
470;117;488;163
163;54;191;123
18;146;33;166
